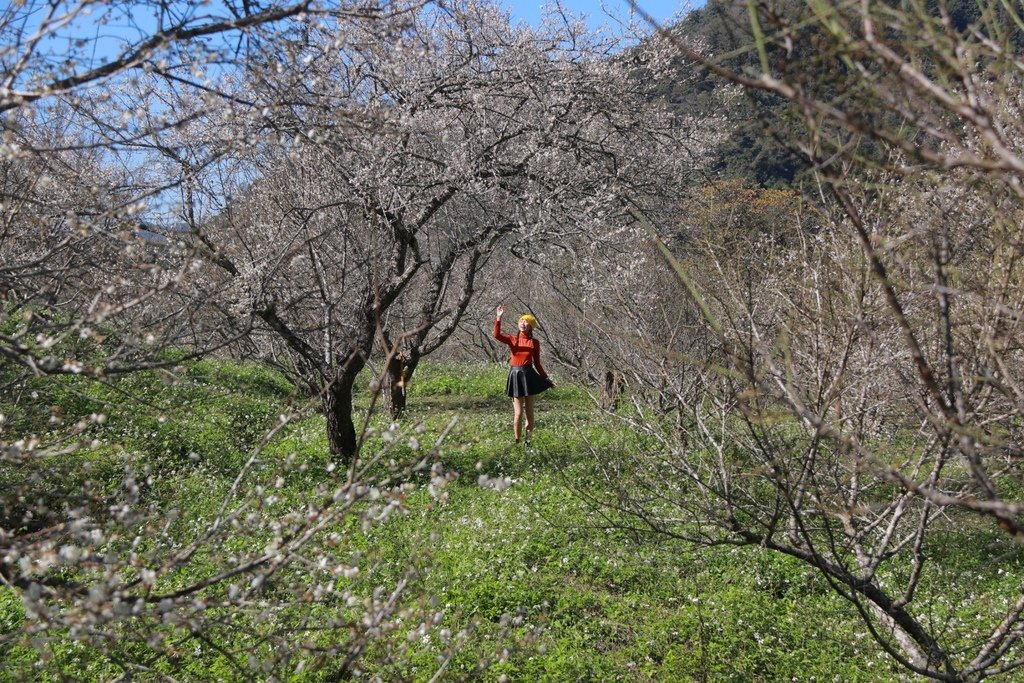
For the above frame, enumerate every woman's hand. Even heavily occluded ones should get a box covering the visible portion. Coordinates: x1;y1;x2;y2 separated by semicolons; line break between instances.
496;304;504;320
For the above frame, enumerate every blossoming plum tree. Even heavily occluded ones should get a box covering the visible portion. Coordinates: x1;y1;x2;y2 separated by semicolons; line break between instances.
602;0;1024;679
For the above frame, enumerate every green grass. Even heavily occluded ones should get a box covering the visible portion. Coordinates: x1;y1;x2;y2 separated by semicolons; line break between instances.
0;358;1008;681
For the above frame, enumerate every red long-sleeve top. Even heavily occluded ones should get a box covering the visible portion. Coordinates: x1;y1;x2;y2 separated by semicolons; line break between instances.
493;319;548;378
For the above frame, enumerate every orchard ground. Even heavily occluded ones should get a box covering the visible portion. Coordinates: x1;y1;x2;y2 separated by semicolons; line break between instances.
4;359;1011;681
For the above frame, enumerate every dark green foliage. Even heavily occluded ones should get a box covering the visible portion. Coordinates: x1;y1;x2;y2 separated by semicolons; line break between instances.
654;0;1024;189
653;0;809;187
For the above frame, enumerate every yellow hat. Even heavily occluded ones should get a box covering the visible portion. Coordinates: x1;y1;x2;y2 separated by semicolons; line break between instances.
518;314;538;330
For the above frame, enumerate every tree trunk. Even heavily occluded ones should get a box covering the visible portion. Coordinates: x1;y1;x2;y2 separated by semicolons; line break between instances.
324;354;365;463
600;369;622;411
384;350;420;419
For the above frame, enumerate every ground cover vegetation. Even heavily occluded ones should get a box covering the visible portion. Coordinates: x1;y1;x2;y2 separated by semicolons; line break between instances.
2;356;974;680
5;0;1024;680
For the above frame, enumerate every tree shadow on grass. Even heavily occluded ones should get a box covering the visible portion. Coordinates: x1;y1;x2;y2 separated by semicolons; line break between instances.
411;393;511;415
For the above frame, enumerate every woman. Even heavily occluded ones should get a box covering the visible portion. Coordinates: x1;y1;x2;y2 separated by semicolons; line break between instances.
493;304;555;444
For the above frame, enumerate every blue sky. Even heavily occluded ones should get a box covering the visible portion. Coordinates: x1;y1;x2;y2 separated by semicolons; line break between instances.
502;0;691;29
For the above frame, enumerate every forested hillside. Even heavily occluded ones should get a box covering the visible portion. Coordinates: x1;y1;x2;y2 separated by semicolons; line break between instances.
4;0;1024;680
650;0;806;186
657;0;1019;188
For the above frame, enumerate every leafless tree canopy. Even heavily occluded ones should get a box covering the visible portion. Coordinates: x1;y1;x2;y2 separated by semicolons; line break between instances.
0;0;710;677
575;0;1024;679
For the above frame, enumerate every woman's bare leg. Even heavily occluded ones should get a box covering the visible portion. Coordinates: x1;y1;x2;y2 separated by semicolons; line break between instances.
525;395;536;441
512;397;524;442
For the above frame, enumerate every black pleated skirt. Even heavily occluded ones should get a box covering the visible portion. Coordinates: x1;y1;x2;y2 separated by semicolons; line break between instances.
506;365;553;398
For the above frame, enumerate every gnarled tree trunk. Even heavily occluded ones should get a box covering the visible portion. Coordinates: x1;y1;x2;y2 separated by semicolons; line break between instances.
324;351;366;463
383;349;420;419
599;369;622;411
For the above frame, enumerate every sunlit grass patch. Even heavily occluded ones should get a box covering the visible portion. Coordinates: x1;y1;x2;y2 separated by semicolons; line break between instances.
7;358;1008;681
